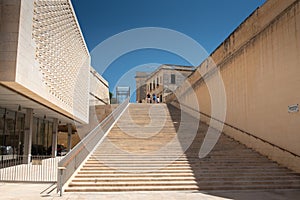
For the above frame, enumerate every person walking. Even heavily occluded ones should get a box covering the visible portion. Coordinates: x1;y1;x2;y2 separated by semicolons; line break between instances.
152;93;156;104
146;93;151;103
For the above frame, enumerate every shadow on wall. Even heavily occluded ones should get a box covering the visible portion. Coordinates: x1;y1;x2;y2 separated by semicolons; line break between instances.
167;104;300;191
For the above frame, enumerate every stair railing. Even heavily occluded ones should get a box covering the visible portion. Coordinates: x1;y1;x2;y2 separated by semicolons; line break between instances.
172;102;300;158
57;98;129;195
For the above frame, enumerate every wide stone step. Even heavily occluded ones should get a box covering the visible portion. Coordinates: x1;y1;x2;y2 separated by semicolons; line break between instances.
84;161;278;168
78;168;291;174
75;171;299;178
65;184;300;192
65;185;200;192
76;172;195;177
84;160;273;165
72;175;300;182
70;179;300;186
88;154;267;158
65;104;300;193
68;181;198;187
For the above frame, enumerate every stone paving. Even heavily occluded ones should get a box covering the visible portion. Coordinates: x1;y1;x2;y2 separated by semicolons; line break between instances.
1;183;300;200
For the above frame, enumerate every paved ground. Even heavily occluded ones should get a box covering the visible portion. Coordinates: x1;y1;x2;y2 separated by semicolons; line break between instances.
1;182;300;200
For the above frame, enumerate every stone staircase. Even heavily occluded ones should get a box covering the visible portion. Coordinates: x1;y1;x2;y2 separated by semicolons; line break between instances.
65;103;300;192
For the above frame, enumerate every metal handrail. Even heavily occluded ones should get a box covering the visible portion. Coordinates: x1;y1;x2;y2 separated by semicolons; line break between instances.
172;102;300;158
57;98;129;195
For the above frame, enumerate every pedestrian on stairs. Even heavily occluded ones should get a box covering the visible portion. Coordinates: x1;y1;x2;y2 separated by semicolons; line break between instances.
147;93;151;103
152;93;156;104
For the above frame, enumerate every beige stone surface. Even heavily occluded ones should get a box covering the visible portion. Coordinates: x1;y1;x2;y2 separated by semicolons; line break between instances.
2;182;300;200
0;0;20;81
90;67;110;106
0;0;109;124
166;0;300;172
139;65;194;103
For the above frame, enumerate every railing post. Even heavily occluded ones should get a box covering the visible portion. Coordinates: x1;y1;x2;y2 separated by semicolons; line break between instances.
23;108;33;164
67;123;72;152
58;166;66;196
52;119;58;158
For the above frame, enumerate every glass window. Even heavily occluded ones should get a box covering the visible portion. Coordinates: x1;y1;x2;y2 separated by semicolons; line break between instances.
0;108;25;157
47;122;53;149
4;110;16;156
171;74;176;84
32;118;53;155
32;118;38;145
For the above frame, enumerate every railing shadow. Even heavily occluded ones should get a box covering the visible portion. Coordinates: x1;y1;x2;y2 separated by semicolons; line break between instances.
57;98;130;195
166;103;300;193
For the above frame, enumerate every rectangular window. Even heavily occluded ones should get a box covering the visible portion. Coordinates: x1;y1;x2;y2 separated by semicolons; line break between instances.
171;74;175;84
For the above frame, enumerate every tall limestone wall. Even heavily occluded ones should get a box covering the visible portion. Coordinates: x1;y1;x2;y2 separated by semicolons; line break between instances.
166;0;300;172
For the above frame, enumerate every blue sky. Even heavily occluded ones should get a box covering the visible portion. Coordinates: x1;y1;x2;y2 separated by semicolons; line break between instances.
71;0;266;101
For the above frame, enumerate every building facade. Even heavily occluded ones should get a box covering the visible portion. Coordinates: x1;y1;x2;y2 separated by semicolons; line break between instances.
0;0;109;163
135;72;149;103
90;67;110;106
135;65;194;103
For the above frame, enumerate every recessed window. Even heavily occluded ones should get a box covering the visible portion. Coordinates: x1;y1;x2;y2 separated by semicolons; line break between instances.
171;74;175;84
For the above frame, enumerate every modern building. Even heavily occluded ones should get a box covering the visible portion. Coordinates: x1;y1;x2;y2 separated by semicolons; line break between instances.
135;65;194;103
89;67;110;106
0;0;109;163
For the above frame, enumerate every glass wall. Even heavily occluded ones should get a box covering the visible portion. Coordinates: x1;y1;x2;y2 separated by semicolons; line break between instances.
0;108;25;160
0;107;53;158
31;117;53;155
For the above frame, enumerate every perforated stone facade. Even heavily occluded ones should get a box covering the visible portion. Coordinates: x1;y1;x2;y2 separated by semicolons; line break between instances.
32;0;90;115
0;0;104;124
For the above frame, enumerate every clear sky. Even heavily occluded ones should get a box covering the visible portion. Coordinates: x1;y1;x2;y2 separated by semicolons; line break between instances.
71;0;266;101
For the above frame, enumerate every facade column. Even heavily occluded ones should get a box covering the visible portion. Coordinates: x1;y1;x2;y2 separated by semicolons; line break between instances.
23;108;33;164
67;123;72;152
51;118;58;158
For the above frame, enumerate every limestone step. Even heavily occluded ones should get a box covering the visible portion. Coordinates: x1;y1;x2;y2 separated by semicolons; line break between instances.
69;179;300;187
65;104;300;192
72;175;300;182
68;180;199;187
82;158;280;165
82;163;281;168
77;168;292;174
75;171;299;178
65;183;300;192
86;155;271;159
65;185;200;192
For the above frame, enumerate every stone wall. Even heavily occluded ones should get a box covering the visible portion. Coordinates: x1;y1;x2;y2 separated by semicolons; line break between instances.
166;0;300;172
0;0;20;81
